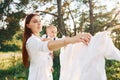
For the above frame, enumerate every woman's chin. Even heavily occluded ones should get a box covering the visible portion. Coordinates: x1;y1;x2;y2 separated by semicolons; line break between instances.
39;29;42;32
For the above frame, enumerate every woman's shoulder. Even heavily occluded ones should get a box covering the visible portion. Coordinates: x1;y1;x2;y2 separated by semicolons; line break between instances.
26;34;41;44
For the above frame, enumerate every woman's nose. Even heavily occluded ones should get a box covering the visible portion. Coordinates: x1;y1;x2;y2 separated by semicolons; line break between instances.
38;21;41;25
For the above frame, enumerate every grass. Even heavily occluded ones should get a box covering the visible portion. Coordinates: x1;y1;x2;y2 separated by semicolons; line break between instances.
1;51;120;80
0;63;28;80
0;52;28;80
0;52;22;70
0;51;61;80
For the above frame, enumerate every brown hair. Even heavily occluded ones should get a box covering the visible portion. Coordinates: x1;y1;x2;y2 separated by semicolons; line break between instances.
22;13;39;67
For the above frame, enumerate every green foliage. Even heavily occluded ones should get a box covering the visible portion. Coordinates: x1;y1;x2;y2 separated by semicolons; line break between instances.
0;0;120;80
106;60;120;80
112;28;120;49
0;63;28;80
0;51;60;80
0;31;23;52
0;52;28;80
0;0;25;52
40;26;46;36
53;50;60;80
1;51;120;80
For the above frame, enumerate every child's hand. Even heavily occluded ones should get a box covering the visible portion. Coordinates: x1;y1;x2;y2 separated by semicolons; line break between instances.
67;33;92;45
49;52;54;59
51;67;54;72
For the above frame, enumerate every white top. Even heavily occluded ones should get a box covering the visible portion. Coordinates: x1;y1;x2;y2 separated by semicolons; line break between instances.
60;31;120;80
26;34;53;80
41;34;59;67
42;34;58;40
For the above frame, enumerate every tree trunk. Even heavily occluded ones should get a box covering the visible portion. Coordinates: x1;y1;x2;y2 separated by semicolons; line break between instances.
57;0;66;36
88;0;94;35
67;7;76;36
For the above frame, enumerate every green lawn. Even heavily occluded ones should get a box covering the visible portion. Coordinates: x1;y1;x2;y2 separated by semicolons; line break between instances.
0;52;28;80
0;51;120;80
0;52;22;69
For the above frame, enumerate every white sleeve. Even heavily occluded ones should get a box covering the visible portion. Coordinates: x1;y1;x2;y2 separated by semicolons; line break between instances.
26;37;50;53
41;34;47;39
104;36;120;61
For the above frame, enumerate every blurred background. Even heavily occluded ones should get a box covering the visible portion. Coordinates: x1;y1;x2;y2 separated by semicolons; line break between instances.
0;0;120;80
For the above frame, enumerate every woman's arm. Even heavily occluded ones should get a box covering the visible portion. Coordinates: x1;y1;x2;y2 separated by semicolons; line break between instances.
48;33;92;51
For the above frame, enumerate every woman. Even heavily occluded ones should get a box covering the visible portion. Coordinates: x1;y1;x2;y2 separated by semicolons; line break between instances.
22;13;91;80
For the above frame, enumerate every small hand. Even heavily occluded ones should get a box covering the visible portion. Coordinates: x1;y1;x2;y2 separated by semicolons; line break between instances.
80;33;92;45
51;67;54;72
72;33;92;45
49;53;54;59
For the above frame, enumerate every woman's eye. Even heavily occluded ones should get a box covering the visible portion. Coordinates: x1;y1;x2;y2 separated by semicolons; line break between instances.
33;20;41;23
33;21;37;23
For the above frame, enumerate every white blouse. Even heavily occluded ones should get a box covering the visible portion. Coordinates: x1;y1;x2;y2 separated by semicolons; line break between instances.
60;31;120;80
41;34;58;40
26;34;53;80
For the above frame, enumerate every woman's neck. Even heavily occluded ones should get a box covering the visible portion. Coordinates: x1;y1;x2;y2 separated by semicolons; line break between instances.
33;32;40;37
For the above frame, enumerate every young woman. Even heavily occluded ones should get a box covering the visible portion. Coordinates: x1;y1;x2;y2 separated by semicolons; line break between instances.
22;13;92;80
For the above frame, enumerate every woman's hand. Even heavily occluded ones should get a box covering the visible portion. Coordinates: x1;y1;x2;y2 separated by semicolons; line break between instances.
66;33;92;45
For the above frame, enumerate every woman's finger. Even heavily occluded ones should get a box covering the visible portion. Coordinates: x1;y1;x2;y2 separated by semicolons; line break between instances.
78;38;88;45
87;33;92;40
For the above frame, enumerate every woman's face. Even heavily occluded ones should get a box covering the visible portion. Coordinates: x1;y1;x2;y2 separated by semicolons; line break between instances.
27;15;42;34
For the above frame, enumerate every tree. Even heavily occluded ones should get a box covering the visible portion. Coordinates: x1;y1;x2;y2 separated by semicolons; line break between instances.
0;0;28;51
88;0;94;35
77;0;120;35
57;0;66;36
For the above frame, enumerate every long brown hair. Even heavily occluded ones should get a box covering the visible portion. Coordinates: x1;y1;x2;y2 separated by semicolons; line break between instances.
22;14;39;67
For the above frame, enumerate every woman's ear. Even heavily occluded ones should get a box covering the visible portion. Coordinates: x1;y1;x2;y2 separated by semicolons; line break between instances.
26;24;30;29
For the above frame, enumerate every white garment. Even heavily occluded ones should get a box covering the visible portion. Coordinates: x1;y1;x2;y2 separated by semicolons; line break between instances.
42;34;58;40
41;34;59;67
60;31;120;80
26;34;53;80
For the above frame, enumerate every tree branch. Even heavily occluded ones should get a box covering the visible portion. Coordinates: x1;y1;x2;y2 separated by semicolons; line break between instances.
65;1;77;35
101;11;120;29
38;11;58;17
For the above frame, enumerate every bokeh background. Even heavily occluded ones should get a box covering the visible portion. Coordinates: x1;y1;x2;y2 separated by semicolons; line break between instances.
0;0;120;80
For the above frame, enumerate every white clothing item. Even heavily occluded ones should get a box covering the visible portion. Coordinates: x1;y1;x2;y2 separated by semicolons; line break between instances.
41;34;48;38
26;34;53;80
41;34;59;67
42;34;58;40
60;31;120;80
